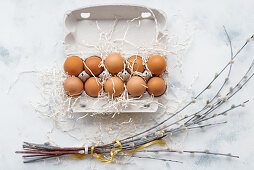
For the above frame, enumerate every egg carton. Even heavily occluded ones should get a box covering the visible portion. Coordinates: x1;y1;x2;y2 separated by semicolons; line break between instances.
63;5;168;113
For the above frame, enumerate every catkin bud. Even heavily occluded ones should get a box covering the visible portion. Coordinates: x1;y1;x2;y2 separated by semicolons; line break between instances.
217;98;221;102
207;104;212;108
214;73;219;78
213;113;218;117
196;113;201;117
181;126;187;131
229;87;233;92
223;96;228;102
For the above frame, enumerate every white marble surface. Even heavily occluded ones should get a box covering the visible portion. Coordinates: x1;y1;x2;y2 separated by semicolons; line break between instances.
1;0;254;169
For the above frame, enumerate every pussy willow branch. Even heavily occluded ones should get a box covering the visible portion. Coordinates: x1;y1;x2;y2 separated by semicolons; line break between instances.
23;155;61;163
119;155;183;163
190;59;254;124
184;26;234;125
136;148;239;158
186;121;227;129
209;26;234;102
157;100;248;140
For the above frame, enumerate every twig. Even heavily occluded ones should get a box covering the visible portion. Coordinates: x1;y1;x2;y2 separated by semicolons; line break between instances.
119;154;183;163
136;149;239;158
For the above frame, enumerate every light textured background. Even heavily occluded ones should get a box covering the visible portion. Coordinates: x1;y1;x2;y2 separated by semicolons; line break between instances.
1;0;254;170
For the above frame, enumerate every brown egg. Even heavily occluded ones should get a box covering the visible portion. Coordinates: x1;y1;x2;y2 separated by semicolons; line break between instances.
64;77;83;96
104;77;124;97
64;56;84;76
127;55;145;74
147;77;166;97
147;55;166;75
127;76;146;97
84;77;102;97
104;53;124;74
84;56;104;76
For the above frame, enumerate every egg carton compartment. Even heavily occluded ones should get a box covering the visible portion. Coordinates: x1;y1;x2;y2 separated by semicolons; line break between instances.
63;5;169;113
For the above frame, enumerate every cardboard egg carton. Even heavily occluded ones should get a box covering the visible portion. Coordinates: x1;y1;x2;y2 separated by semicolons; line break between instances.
63;5;168;113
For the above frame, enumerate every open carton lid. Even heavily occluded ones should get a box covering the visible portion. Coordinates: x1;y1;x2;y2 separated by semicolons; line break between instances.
63;5;168;113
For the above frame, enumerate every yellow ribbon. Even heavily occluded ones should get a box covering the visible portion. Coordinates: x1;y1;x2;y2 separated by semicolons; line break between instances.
71;154;87;160
72;130;166;162
71;139;122;163
125;130;166;154
91;145;94;155
125;139;166;154
94;139;122;163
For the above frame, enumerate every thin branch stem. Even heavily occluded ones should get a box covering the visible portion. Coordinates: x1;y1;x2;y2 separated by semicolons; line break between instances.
136;149;239;158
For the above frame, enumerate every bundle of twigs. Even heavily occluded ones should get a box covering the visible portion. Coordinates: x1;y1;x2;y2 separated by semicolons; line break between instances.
16;30;254;164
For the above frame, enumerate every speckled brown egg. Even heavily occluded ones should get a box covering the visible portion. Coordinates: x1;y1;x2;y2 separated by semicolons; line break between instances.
64;77;83;96
127;76;146;97
147;77;166;97
147;55;166;75
127;55;145;74
84;56;104;76
84;77;102;97
104;77;124;97
104;53;124;74
64;56;84;76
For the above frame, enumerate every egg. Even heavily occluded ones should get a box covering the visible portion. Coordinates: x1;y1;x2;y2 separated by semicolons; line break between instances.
64;77;84;96
64;56;84;76
104;77;124;97
147;77;166;97
104;53;124;74
127;55;145;74
147;55;166;75
84;56;104;76
127;76;147;97
84;77;102;97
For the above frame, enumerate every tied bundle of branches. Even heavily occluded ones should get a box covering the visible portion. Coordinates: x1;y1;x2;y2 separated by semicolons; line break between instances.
16;29;254;164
